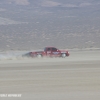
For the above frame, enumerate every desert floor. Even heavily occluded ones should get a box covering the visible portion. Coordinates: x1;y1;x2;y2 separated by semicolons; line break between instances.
0;50;100;100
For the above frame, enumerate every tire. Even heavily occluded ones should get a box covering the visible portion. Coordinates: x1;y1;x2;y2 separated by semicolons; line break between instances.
61;53;66;58
37;54;42;58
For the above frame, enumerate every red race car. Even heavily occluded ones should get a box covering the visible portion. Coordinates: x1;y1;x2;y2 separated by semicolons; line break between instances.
23;47;69;58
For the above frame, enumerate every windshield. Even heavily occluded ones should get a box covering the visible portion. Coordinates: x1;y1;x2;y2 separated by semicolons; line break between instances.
44;47;46;51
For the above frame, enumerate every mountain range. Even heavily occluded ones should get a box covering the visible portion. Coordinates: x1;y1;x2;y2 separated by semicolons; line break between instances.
0;0;100;50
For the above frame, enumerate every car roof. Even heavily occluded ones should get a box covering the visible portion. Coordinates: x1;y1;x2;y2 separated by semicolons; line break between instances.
45;47;56;48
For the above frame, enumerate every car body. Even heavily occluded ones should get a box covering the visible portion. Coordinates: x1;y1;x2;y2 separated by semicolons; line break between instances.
28;47;69;58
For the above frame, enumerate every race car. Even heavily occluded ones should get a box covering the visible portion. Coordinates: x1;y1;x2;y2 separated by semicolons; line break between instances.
23;47;69;58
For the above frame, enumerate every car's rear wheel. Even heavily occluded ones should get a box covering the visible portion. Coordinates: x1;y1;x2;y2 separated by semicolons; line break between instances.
61;53;66;58
37;54;42;58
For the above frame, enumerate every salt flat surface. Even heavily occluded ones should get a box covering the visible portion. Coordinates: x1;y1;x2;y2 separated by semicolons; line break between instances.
0;50;100;100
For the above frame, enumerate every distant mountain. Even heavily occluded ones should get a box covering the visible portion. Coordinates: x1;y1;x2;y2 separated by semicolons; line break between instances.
1;0;100;7
0;0;100;9
0;0;100;50
0;0;100;16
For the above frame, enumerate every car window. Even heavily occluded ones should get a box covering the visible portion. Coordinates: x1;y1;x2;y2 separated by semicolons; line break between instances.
47;48;51;51
52;48;57;51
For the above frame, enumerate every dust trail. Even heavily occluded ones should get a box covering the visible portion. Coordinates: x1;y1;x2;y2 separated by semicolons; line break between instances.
0;51;30;60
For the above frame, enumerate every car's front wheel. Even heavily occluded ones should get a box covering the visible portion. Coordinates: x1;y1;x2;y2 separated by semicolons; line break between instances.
61;53;66;58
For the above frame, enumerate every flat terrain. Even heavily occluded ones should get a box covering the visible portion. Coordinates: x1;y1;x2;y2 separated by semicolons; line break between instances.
0;50;100;100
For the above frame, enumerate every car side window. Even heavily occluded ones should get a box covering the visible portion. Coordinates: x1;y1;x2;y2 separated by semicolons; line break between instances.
52;48;57;51
47;48;51;51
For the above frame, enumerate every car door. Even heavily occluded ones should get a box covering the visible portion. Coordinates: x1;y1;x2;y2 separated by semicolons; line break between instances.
46;48;52;56
51;48;60;57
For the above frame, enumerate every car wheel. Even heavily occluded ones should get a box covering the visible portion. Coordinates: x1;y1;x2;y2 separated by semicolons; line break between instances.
37;54;42;58
61;53;66;58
